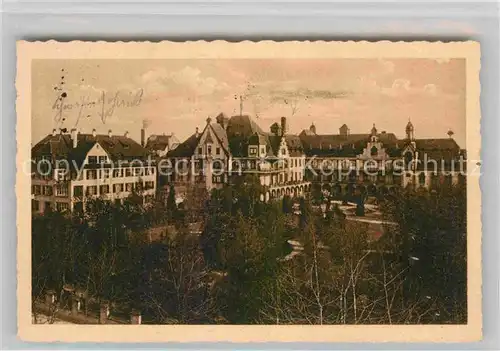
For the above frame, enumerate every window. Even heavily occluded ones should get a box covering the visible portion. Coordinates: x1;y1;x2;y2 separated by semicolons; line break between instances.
198;147;202;155
212;175;222;183
371;146;378;156
86;185;97;196
113;169;121;177
419;172;426;185
216;147;221;155
55;184;69;197
41;185;52;196
144;181;155;190
31;200;39;212
249;147;257;155
86;170;98;180
113;183;123;193
32;185;41;195
56;168;67;181
103;169;110;178
125;183;133;192
260;147;266;155
135;182;143;191
125;168;132;177
88;156;97;164
100;185;110;194
207;145;212;155
98;156;107;163
56;202;69;212
73;186;83;197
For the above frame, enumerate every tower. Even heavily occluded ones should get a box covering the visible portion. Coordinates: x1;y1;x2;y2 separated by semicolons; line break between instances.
405;119;414;140
309;123;316;134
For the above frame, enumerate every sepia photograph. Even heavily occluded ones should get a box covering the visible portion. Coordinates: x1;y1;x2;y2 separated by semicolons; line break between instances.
16;41;481;342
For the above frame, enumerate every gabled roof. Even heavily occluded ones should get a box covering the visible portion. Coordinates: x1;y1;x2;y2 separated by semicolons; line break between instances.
226;115;265;137
300;133;369;157
210;123;229;150
166;133;201;158
226;115;266;157
412;138;462;161
31;133;149;168
415;138;460;150
145;134;174;151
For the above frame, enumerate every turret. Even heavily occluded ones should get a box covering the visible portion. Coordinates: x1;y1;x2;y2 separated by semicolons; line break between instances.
406;119;414;140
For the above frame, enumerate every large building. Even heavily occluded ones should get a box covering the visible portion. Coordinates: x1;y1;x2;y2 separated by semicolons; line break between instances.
300;120;466;197
164;113;311;201
31;128;156;214
165;114;466;201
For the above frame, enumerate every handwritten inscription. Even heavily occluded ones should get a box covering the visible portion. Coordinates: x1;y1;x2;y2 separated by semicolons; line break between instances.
52;88;144;126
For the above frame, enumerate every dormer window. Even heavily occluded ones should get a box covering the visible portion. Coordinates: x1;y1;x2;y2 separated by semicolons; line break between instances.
371;146;378;156
249;146;258;156
207;145;212;155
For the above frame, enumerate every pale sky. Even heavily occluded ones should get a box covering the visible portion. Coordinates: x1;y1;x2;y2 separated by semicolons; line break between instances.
32;58;466;147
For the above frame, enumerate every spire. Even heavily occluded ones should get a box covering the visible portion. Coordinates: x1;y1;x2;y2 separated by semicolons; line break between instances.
309;122;316;134
371;123;377;136
406;119;414;140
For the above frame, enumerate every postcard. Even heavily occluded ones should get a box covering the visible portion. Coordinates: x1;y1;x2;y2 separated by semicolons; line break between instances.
16;40;481;342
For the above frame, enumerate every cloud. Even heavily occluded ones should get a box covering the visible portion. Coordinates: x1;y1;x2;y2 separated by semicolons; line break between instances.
269;88;351;103
140;66;229;96
423;83;438;96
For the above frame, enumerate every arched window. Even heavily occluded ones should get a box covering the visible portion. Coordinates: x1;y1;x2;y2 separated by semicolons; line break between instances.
371;146;378;156
419;172;426;185
404;152;413;169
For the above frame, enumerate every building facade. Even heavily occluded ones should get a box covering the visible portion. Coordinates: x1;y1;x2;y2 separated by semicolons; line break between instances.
165;115;466;202
31;128;156;214
164;113;311;201
299;120;466;198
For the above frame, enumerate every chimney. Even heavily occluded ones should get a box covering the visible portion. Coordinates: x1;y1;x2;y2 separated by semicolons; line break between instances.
99;303;110;324
130;309;142;325
92;128;97;137
141;128;146;147
71;128;78;148
52;129;57;136
280;117;287;136
108;129;112;138
124;131;129;138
